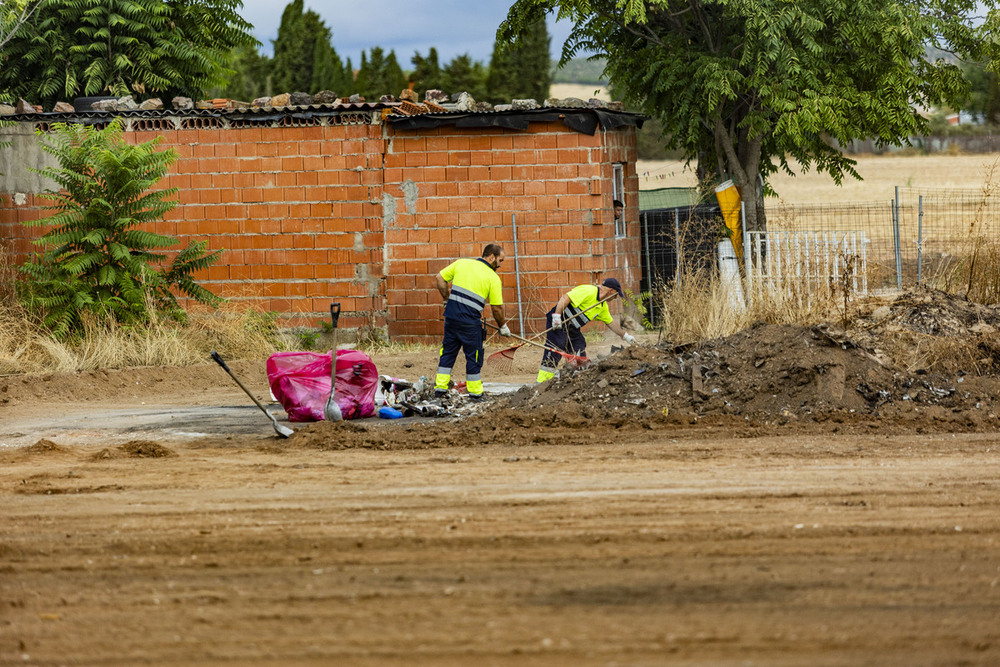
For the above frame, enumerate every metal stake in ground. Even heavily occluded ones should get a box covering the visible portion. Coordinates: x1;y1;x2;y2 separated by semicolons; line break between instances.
323;302;343;422
210;350;294;438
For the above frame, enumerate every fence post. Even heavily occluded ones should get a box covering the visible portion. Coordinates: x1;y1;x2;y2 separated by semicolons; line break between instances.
893;186;903;289
673;208;681;281
917;194;924;284
642;212;654;321
742;201;751;306
511;213;525;335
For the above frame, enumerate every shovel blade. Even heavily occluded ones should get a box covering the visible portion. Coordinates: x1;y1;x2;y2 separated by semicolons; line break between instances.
323;396;343;422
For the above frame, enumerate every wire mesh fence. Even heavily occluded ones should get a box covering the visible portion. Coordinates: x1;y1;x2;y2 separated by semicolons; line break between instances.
639;204;725;320
640;185;1000;307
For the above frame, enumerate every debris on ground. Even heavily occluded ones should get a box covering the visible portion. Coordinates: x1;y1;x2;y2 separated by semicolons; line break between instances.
484;286;1000;431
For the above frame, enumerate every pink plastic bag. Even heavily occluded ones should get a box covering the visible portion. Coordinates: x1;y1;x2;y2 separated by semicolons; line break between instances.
266;350;378;422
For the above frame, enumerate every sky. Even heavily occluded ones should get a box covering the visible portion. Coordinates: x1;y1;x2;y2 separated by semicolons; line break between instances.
238;0;578;67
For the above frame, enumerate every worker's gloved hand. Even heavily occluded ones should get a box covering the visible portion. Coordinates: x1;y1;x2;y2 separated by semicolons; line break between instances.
499;324;512;337
623;333;636;345
551;313;562;328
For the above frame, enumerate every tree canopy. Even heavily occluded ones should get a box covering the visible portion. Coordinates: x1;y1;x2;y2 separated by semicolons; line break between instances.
499;0;1000;232
0;0;257;106
270;0;350;95
356;47;408;100
411;48;444;95
487;18;551;104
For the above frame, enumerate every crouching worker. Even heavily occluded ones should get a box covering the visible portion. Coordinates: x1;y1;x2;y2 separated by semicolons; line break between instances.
435;243;510;401
536;277;636;383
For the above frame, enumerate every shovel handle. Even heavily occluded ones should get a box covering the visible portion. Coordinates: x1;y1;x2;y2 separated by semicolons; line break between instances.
330;302;341;328
211;350;267;412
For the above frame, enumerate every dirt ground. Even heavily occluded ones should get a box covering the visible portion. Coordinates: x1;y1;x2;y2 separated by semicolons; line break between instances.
3;287;1000;665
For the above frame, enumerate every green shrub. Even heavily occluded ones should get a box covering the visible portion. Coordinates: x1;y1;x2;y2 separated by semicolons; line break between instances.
20;120;222;339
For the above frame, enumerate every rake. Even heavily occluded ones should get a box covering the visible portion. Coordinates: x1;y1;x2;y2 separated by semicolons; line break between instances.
485;296;614;372
485;322;590;373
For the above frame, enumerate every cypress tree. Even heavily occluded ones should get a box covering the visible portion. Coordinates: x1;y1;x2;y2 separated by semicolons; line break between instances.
357;48;408;99
486;18;550;104
271;1;337;94
441;54;488;101
411;48;443;94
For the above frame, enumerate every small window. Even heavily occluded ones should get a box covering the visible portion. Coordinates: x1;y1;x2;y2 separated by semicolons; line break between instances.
612;163;625;237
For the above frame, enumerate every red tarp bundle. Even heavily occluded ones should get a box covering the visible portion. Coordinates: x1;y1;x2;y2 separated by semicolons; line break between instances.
266;350;378;422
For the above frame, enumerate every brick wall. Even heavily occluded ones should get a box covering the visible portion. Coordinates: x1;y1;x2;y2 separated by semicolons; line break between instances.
1;108;639;341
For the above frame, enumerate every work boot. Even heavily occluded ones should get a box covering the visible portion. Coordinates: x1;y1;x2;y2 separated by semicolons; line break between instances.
468;393;485;403
434;389;447;401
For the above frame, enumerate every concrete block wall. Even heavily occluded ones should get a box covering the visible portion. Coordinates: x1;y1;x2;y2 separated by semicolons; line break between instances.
1;110;639;341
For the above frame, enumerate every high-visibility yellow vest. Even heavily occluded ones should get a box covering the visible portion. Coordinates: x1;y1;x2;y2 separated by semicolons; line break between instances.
440;258;503;322
562;285;612;328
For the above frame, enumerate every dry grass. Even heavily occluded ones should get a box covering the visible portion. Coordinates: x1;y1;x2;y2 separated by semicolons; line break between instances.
653;265;843;346
0;295;286;376
920;159;1000;304
638;153;1000;205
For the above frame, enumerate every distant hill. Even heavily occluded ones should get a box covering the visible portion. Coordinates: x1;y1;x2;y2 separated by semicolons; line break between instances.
551;57;608;84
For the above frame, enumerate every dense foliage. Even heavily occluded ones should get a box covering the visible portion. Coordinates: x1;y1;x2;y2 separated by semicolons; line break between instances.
410;48;444;96
486;18;551;104
0;0;257;107
356;48;408;101
270;0;351;96
20;121;222;339
499;0;1000;232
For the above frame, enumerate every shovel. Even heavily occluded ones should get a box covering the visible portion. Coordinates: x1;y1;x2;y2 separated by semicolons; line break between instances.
323;302;343;422
210;350;294;438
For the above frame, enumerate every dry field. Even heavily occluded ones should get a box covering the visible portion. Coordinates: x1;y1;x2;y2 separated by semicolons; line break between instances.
549;83;611;101
638;153;1000;204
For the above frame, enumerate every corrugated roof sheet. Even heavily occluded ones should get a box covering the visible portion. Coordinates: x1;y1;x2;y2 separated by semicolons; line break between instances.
0;102;644;135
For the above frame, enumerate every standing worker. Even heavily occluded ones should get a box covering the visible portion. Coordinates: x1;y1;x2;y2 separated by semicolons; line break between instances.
435;243;510;401
536;277;636;383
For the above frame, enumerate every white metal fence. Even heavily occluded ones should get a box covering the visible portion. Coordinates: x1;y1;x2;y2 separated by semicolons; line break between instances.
744;230;869;297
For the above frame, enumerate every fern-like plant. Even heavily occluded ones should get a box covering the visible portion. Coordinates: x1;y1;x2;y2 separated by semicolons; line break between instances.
20;119;222;339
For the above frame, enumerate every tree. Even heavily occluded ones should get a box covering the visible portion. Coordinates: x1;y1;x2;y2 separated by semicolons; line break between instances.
960;61;1000;125
217;44;272;102
441;54;488;101
411;48;443;95
498;0;1000;233
311;35;348;94
0;0;257;107
487;18;550;104
0;0;41;53
270;0;342;94
356;47;407;100
341;57;356;96
20;120;222;339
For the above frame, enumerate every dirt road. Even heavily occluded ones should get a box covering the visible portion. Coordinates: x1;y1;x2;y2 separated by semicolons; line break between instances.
3;346;1000;665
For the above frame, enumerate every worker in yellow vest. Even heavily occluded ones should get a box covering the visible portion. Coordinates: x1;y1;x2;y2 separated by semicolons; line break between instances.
435;244;510;401
536;277;635;383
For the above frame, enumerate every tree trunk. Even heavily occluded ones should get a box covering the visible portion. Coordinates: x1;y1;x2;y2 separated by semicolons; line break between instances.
714;118;767;234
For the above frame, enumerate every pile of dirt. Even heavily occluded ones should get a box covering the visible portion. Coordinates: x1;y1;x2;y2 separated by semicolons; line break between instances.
486;286;1000;431
91;440;176;459
850;286;1000;375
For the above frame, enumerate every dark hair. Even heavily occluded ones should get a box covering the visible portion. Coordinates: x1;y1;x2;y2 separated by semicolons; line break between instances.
482;243;503;258
613;199;624;208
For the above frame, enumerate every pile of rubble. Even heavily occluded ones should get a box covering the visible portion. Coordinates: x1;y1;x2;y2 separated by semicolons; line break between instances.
493;287;1000;429
0;88;624;116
